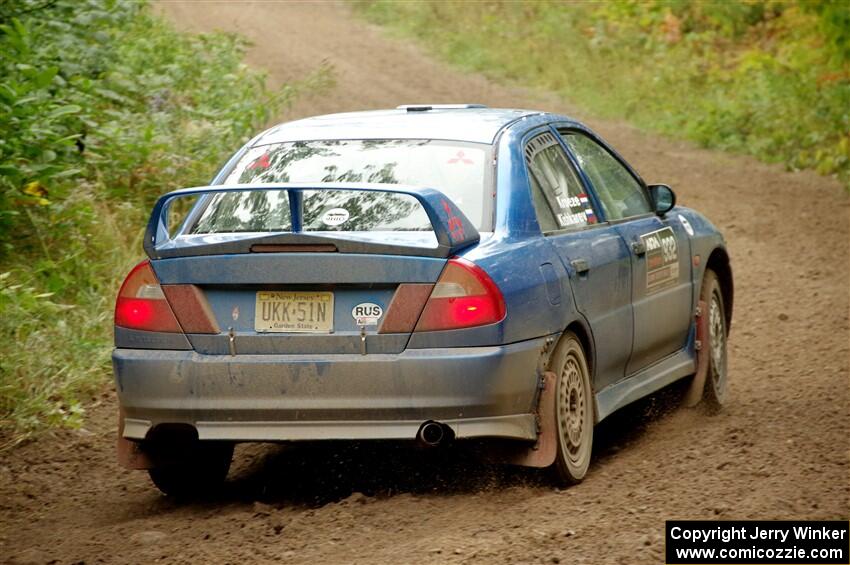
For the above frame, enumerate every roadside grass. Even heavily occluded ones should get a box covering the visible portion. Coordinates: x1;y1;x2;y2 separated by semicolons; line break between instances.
0;1;332;446
355;1;850;189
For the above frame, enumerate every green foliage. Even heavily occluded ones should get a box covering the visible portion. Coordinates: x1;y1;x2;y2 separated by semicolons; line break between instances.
0;0;327;444
803;0;850;63
357;0;850;188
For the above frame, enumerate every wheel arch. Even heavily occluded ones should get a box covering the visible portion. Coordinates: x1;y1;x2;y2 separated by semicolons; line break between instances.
560;318;599;424
563;319;594;384
705;247;733;333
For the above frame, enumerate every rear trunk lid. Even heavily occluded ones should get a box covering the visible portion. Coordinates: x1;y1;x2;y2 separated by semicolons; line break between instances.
144;183;479;354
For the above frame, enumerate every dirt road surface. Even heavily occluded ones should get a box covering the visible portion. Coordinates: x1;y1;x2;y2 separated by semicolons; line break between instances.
2;3;848;564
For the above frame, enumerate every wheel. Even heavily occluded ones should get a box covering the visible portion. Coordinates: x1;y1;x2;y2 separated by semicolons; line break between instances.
148;441;233;497
549;331;594;485
701;269;728;409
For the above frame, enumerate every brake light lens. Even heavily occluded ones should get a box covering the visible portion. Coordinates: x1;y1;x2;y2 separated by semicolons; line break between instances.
414;257;506;332
115;260;182;333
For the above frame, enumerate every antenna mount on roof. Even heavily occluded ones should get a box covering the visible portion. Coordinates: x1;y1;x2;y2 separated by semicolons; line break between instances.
397;104;488;112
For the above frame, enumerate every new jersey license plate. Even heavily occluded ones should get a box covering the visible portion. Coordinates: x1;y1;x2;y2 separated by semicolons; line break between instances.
254;291;334;333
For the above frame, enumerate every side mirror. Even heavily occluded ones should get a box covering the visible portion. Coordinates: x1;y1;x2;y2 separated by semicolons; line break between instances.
648;184;676;216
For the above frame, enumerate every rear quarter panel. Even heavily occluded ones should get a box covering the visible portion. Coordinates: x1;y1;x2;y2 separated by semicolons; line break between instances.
406;235;574;348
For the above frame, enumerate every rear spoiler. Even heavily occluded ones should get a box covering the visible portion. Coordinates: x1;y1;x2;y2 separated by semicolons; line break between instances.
143;182;480;259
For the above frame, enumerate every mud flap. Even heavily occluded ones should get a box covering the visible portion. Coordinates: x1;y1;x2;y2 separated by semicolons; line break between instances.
508;371;557;468
684;299;710;407
117;408;153;470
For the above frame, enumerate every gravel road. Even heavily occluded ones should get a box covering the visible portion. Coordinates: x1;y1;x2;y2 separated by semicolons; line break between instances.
2;2;848;564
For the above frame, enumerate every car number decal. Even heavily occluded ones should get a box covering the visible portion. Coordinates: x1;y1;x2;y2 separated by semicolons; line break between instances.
640;227;679;294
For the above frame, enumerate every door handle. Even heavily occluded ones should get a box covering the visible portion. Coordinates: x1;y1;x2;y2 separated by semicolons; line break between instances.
570;258;590;275
631;240;646;256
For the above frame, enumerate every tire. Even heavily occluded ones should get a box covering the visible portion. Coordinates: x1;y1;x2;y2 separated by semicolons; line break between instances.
701;269;728;410
148;442;233;497
549;331;594;485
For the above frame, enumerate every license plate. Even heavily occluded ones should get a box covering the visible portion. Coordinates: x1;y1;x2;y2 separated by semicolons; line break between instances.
254;291;334;333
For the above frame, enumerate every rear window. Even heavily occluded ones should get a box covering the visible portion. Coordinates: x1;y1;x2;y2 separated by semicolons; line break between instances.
192;190;292;234
190;189;431;234
210;139;491;231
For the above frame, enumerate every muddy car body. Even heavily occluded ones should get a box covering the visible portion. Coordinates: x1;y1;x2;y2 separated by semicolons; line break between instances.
113;105;733;494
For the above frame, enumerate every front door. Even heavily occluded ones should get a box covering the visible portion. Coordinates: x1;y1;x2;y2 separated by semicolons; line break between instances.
613;216;693;373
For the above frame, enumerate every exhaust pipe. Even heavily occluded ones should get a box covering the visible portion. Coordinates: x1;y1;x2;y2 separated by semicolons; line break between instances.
417;421;447;447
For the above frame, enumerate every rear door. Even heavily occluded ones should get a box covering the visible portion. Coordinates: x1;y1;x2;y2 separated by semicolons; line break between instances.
559;130;693;375
523;131;634;391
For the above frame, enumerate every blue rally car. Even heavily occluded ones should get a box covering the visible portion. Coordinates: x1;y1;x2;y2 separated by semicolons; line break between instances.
113;105;732;496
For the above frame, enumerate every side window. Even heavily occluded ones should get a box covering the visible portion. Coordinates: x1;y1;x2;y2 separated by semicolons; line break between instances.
529;173;559;232
524;132;598;232
561;132;651;221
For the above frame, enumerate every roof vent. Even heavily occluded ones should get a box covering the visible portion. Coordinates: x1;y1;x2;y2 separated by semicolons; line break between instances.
397;104;488;112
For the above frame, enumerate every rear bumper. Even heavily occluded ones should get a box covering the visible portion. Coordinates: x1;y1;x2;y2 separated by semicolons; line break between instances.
113;336;552;442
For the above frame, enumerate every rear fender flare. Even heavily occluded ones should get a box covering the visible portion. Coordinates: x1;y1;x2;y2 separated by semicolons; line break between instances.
562;317;596;395
510;317;596;469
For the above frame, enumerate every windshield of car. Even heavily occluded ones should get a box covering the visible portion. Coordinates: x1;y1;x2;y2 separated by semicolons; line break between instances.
202;139;491;233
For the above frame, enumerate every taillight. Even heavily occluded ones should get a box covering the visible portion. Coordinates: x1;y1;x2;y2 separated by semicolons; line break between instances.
115;260;182;333
414;257;506;332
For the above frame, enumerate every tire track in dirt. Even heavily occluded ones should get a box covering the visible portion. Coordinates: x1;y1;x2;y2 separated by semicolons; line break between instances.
2;2;848;564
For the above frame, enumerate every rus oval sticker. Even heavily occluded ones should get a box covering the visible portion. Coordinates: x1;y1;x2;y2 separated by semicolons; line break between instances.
322;208;350;227
352;302;383;326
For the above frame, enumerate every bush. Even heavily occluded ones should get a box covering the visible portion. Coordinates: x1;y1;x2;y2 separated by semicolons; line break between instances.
0;0;330;445
356;0;850;188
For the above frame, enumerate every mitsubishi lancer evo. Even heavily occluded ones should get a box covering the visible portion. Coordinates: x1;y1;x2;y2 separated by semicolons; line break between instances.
113;105;732;496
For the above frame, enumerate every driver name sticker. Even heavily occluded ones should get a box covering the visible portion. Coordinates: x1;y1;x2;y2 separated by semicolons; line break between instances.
322;208;350;227
641;227;679;294
557;211;588;227
553;193;594;228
